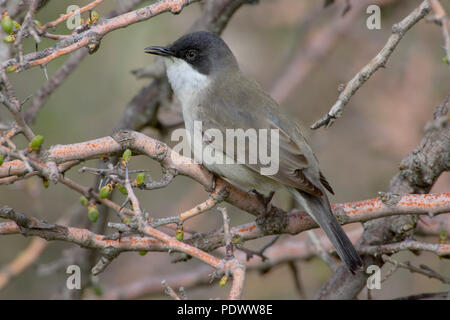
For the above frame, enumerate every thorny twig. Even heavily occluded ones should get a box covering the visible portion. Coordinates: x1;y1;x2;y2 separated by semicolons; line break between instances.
311;0;431;129
13;0;40;68
0;70;35;140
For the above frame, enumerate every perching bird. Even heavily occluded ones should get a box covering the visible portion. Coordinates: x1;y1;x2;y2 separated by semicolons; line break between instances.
145;31;363;273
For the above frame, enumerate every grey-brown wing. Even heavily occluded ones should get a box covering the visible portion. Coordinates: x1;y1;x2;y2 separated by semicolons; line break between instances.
320;171;334;195
198;75;325;196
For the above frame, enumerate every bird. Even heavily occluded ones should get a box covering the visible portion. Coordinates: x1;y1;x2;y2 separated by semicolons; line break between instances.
145;31;363;273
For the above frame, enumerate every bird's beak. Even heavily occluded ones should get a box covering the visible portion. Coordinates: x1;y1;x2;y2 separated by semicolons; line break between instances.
144;46;175;57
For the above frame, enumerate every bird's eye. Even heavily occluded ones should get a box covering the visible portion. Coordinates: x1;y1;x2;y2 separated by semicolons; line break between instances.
185;49;198;61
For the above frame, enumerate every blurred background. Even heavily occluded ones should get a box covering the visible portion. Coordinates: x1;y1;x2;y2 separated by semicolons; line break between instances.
0;0;449;299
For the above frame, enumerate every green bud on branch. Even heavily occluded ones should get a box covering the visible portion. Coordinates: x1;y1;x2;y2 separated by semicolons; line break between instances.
122;149;132;165
135;173;146;186
3;34;15;43
90;10;99;24
219;275;228;287
79;196;89;206
176;228;184;241
42;178;49;189
116;183;128;195
99;184;113;199
28;135;44;151
1;13;13;34
123;217;131;224
6;65;17;73
88;204;99;223
12;20;20;30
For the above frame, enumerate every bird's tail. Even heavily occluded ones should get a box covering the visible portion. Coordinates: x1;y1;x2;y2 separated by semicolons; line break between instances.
288;188;363;274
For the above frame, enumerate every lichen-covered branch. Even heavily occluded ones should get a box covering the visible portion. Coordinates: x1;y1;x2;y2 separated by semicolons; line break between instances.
2;192;448;256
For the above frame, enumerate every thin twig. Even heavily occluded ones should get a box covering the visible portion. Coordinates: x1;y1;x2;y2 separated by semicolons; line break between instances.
14;0;40;68
382;254;450;284
311;0;431;129
0;71;35;140
359;240;450;257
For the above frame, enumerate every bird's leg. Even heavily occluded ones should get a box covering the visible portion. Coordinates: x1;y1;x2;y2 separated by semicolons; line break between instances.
264;191;275;216
248;189;275;218
209;174;217;192
238;235;281;262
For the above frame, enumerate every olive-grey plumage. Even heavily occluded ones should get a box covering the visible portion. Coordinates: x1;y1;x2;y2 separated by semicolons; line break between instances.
145;31;362;273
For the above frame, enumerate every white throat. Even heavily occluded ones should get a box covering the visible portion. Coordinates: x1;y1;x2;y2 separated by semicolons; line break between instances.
164;58;211;106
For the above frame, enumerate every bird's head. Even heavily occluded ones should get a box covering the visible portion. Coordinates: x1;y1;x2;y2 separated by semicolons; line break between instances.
145;31;238;77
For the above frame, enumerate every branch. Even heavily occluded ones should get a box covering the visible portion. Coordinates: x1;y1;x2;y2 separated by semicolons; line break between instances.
0;0;200;72
3;200;445;300
1;193;448;255
0;1;257;297
311;0;431;129
360;240;450;257
23;0;146;125
1;130;448;220
270;0;397;103
0;237;47;290
161;280;182;300
42;0;104;30
100;224;447;299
